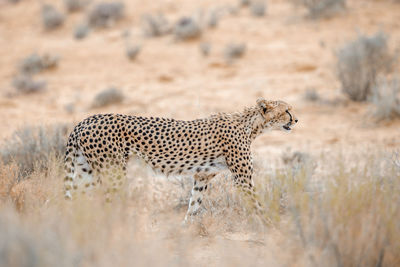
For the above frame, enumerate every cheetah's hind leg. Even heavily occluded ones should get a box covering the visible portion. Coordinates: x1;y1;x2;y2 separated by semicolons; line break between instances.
64;149;95;199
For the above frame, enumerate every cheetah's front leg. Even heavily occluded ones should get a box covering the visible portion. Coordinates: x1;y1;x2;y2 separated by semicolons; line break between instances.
184;173;216;223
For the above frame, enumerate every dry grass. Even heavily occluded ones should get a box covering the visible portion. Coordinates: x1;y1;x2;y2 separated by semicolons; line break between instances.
0;143;399;266
0;125;69;181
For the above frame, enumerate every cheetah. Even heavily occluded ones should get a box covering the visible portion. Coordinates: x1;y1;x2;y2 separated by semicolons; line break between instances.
64;98;298;222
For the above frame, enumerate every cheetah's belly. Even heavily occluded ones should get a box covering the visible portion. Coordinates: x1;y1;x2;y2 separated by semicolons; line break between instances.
173;156;228;176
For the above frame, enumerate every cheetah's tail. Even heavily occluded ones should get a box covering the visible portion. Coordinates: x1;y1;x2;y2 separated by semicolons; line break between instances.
63;129;95;200
63;131;78;199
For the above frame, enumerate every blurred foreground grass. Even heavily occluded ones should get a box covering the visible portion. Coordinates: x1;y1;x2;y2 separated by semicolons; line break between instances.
0;127;399;266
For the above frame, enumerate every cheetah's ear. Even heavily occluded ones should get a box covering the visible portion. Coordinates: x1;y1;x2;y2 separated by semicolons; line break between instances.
256;98;276;114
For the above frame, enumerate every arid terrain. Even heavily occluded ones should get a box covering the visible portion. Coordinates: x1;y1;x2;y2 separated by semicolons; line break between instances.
0;0;399;266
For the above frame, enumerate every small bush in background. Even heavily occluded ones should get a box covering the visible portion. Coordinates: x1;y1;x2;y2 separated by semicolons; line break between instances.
74;23;90;39
292;0;346;19
370;77;400;121
303;88;320;102
64;0;87;13
239;0;251;7
88;2;124;28
337;31;395;101
250;1;267;17
126;44;141;61
91;87;124;108
173;17;202;41
199;42;211;57
141;14;171;37
41;4;65;30
19;53;59;75
0;125;68;180
12;75;47;94
224;42;246;63
205;8;219;28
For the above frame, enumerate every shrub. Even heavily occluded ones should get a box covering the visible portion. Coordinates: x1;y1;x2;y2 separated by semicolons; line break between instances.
64;0;86;13
199;42;211;57
41;4;64;30
91;87;124;108
74;23;90;39
205;9;219;28
126;45;141;61
239;0;251;7
224;42;246;63
12;75;46;94
19;53;59;75
0;125;68;180
370;78;400;121
337;31;395;101
88;2;124;28
141;14;171;37
173;17;202;41
303;88;320;102
250;1;267;17
292;0;346;19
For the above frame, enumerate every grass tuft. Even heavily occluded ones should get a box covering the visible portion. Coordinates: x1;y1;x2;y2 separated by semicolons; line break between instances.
41;4;64;31
12;75;47;94
370;77;400;121
173;17;202;41
88;2;124;28
91;87;124;108
0;125;68;180
141;13;171;37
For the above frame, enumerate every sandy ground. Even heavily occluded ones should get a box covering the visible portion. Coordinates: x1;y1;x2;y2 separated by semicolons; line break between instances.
1;0;399;155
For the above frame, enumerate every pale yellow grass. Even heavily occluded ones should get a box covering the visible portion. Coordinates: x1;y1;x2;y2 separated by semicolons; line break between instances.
0;144;399;267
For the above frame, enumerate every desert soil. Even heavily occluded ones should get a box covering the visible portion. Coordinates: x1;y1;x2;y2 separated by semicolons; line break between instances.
1;0;399;154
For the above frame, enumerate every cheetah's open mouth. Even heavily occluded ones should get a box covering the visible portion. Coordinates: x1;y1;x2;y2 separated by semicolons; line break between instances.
283;124;291;131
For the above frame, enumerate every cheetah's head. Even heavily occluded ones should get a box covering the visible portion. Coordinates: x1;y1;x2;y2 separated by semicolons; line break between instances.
256;98;298;132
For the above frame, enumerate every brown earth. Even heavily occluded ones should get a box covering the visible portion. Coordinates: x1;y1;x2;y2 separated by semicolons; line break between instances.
1;0;399;153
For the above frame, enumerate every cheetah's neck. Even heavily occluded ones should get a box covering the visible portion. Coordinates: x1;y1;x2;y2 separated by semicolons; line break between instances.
236;106;265;142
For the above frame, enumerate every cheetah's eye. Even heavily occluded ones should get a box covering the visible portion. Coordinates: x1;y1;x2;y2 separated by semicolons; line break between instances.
263;107;267;113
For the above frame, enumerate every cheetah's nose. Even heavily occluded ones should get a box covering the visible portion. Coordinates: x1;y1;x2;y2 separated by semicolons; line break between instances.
295;119;298;123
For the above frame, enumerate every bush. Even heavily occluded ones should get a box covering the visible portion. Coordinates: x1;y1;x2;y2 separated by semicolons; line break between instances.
141;14;171;37
126;45;141;61
250;1;267;17
205;9;219;28
12;75;47;94
19;53;59;75
41;4;64;30
292;0;346;19
337;31;395;101
91;87;124;108
370;78;400;121
64;0;86;13
74;23;90;39
239;0;251;7
0;125;68;180
224;42;246;63
173;17;202;41
88;2;124;28
303;88;320;102
199;42;211;57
